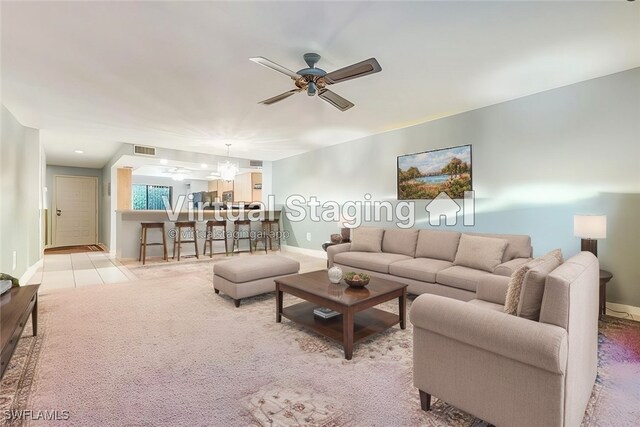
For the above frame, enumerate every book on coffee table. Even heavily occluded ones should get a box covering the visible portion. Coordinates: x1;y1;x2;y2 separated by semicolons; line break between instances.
313;307;339;319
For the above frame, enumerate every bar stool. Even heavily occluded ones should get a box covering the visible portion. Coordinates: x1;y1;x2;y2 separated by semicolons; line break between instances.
263;219;281;252
253;219;281;254
138;222;168;265
203;220;229;257
232;220;253;255
173;221;199;261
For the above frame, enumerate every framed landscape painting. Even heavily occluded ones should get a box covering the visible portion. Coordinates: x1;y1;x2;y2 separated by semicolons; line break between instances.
397;144;472;200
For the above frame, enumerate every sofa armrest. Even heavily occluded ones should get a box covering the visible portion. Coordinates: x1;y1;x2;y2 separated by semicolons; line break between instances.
476;274;510;305
494;257;531;277
410;294;567;374
327;243;351;267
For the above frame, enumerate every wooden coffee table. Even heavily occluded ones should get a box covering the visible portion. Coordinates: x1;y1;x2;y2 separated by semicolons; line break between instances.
275;270;407;360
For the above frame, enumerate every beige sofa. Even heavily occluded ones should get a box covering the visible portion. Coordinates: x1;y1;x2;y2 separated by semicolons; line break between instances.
411;251;599;427
327;227;532;300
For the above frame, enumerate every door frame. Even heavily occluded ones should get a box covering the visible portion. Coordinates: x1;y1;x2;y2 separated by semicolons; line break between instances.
52;175;99;248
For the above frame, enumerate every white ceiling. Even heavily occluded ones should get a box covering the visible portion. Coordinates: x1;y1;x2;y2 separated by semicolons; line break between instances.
2;1;639;168
116;155;259;181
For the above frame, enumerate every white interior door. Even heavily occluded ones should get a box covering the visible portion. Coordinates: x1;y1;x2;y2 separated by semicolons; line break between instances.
54;176;98;247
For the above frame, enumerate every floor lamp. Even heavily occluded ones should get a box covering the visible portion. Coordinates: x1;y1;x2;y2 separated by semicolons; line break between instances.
574;215;607;257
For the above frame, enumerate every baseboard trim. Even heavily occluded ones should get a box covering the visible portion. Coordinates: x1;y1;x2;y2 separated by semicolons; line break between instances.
606;302;640;322
281;244;327;259
19;258;43;285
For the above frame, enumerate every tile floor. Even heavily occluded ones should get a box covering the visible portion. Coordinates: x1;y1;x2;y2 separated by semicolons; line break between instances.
27;251;135;292
26;249;327;293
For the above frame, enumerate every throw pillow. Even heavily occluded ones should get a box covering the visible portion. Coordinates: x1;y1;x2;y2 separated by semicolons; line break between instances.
517;249;563;320
504;263;530;315
350;227;384;253
382;229;419;257
453;234;509;272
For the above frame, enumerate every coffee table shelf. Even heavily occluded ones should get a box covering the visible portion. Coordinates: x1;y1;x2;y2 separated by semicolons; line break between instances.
281;301;400;345
275;270;407;360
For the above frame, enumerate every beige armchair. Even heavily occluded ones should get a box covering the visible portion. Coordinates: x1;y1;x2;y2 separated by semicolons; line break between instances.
410;252;599;427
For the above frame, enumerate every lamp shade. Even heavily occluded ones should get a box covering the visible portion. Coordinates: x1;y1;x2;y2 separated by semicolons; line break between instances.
574;215;607;239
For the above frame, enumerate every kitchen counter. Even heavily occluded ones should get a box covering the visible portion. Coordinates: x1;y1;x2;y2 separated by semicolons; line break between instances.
115;209;282;259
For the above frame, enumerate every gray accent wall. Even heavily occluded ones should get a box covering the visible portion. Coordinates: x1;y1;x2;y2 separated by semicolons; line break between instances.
1;106;44;279
273;68;640;308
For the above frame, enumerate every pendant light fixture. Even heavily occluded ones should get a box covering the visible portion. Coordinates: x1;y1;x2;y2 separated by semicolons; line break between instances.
218;144;239;181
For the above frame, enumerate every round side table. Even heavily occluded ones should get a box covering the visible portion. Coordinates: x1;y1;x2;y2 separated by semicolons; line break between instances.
599;269;613;320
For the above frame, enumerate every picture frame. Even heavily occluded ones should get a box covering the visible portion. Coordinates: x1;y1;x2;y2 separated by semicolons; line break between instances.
397;144;472;200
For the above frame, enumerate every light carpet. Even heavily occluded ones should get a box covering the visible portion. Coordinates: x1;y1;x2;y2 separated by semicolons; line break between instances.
1;259;639;426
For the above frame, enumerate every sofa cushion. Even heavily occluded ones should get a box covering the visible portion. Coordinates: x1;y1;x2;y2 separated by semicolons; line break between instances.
468;232;532;262
214;255;300;283
382;228;419;257
436;265;492;293
453;234;508;273
494;257;532;277
517;249;563;320
468;299;505;312
334;252;411;274
350;227;384;253
415;230;461;262
476;274;511;305
389;258;453;283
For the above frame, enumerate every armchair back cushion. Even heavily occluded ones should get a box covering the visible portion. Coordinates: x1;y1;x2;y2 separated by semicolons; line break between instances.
453;234;508;273
517;249;563;320
350;227;384;253
415;230;461;262
382;229;419;257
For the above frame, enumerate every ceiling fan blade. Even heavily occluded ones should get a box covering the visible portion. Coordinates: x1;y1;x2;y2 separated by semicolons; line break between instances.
324;58;382;85
249;57;300;79
318;89;354;111
259;89;302;105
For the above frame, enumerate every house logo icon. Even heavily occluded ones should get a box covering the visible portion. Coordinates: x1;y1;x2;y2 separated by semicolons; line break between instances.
425;191;475;226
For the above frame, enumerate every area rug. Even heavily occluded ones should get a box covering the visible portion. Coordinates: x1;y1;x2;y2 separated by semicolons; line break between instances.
1;272;639;426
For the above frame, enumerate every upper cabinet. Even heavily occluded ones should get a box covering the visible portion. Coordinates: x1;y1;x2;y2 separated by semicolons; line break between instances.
208;172;261;203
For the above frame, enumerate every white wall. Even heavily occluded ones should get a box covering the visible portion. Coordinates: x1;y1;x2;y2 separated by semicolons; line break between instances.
273;68;640;307
1;105;44;280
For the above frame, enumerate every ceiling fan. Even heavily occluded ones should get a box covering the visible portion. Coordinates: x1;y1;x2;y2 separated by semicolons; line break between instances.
250;53;381;111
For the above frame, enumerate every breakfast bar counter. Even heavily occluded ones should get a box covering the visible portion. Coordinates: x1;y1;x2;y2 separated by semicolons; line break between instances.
115;209;282;260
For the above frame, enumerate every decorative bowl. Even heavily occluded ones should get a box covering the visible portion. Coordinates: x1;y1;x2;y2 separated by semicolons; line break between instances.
343;272;370;288
330;234;342;244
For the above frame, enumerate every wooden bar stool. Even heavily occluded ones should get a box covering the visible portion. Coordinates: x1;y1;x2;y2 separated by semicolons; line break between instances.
138;222;168;265
203;220;229;257
263;219;281;252
173;221;199;261
232;220;253;255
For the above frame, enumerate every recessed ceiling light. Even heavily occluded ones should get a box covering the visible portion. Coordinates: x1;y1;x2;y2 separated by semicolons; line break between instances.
160;159;168;165
74;150;84;154
201;163;208;169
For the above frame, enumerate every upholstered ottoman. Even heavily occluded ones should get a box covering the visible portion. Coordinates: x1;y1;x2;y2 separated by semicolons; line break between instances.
213;255;300;307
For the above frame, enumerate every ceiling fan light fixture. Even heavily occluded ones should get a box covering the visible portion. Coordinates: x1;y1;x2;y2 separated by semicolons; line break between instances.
307;81;317;96
251;53;381;111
